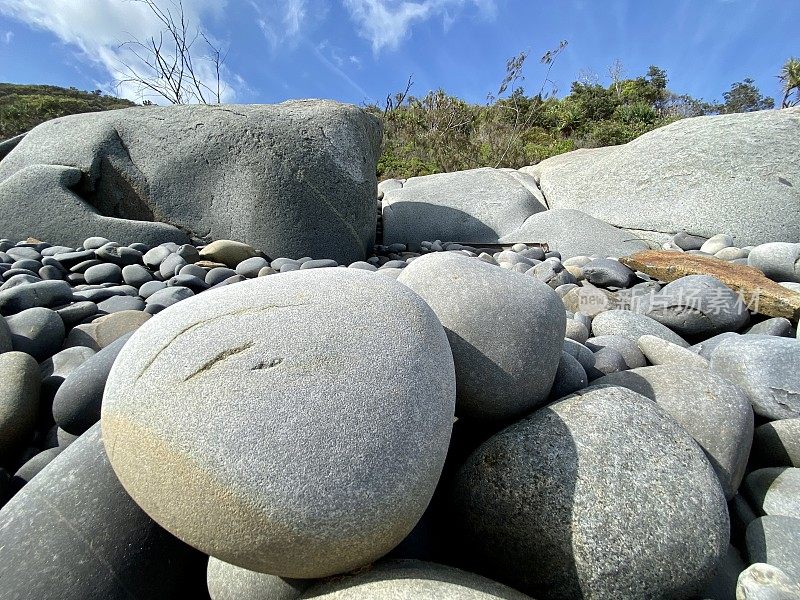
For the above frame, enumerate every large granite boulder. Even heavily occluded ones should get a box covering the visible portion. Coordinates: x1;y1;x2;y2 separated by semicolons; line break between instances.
522;108;800;246
381;167;546;248
101;269;456;578
451;385;729;599
0;101;381;263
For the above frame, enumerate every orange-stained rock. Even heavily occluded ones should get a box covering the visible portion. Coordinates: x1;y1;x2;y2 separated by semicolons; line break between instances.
619;250;800;322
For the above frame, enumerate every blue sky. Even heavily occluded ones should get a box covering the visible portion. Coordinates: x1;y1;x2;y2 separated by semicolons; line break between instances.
0;0;796;106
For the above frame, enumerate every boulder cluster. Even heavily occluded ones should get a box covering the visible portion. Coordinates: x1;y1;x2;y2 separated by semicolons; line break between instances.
0;102;798;600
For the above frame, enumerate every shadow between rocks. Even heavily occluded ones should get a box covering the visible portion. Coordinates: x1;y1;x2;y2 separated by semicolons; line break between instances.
382;201;501;249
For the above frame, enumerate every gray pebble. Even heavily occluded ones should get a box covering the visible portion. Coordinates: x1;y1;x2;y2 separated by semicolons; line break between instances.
6;307;65;361
83;263;122;285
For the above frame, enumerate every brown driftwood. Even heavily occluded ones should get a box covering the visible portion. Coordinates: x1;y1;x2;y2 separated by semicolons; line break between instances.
619;250;800;322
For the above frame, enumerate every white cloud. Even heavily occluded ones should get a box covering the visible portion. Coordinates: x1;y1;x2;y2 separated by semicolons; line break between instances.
2;30;14;44
343;0;496;53
0;0;245;103
250;0;309;49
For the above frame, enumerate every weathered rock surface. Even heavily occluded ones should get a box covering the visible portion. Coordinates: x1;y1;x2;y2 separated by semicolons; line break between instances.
524;108;800;245
0;101;382;263
744;468;800;518
101;269;456;578
0;165;190;247
397;252;565;421
0;424;209;599
592;366;753;499
382;168;546;249
710;336;800;420
736;563;800;600
451;386;729;599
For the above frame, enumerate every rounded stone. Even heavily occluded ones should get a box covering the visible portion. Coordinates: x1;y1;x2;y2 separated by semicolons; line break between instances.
207;557;312;600
549;351;587;400
0;423;209;599
563;338;595;372
743;468;800;518
644;275;749;337
0;279;74;315
451;386;729;599
302;560;532;599
700;234;735;255
53;333;133;435
745;317;794;338
582;258;637;288
235;257;269;278
39;346;96;400
97;295;146;313
121;264;154;287
54;300;98;328
83;263;123;285
592;366;754;499
397;252;565;421
752;419;800;468
199;240;259;268
585;334;647;369
144;286;194;313
101;269;456;578
564;319;589;344
591;309;689;347
748;242;800;283
139;280;167;298
637;334;710;368
710;336;800;420
0;352;40;457
82;236;111;250
63;310;150;351
13;446;61;486
673;231;707;251
746;516;800;580
6;307;65;361
736;563;800;600
206;267;237;286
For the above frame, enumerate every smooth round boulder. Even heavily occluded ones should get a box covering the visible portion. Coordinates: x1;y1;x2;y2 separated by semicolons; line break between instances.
6;307;64;361
645;275;749;337
301;560;532;600
710;336;800;420
592;366;754;499
743;468;800;518
83;262;122;285
101;269;456;578
590;309;689;347
748;242;800;283
0;423;209;599
548;351;587;400
746;516;800;580
581;258;636;288
198;240;259;268
451;386;729;599
637;334;710;369
0;352;40;457
752;419;800;468
53;333;133;435
207;558;312;600
397;252;565;421
39;346;96;399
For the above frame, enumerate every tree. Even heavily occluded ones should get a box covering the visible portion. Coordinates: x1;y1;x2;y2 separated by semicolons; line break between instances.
608;59;625;99
721;78;774;113
779;57;800;108
116;0;226;104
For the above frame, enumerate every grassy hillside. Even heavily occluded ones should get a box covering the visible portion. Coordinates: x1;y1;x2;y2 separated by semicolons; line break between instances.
0;83;136;139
